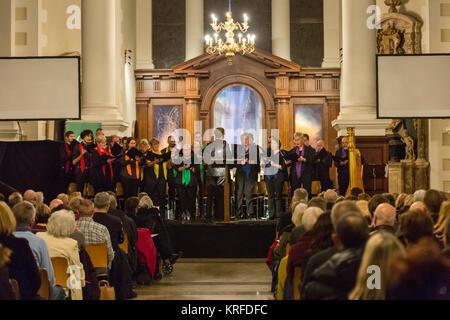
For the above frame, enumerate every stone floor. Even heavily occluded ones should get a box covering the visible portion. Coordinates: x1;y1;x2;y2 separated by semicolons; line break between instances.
134;258;274;300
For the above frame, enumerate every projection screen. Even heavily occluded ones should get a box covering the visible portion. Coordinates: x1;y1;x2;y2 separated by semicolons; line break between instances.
377;54;450;118
0;57;80;121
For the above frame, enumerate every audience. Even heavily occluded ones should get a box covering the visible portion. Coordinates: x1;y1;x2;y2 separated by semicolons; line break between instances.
349;231;406;300
367;194;388;221
424;189;444;224
0;202;41;300
49;199;64;213
291;188;308;212
302;212;369;300
92;193;124;251
370;203;396;234
0;243;14;300
387;237;450;300
355;200;371;225
57;194;70;210
37;210;85;300
434;201;450;245
413;189;426;202
289;203;307;244
12;201;65;300
397;209;435;248
442;218;450;258
8;192;23;209
307;197;327;212
23;190;37;207
323;189;338;210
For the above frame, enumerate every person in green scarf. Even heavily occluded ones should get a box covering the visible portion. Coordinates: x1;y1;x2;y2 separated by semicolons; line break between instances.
174;144;197;222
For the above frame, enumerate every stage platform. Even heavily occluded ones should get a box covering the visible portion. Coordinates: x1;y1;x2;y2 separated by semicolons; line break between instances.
166;220;277;259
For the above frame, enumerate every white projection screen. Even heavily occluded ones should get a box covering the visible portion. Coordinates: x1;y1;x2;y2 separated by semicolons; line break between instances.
377;54;450;118
0;57;80;120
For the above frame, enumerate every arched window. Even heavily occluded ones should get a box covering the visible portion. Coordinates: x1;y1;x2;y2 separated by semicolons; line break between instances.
214;85;263;145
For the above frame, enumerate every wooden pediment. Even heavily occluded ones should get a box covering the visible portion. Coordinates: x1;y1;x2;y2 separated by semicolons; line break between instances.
172;48;301;77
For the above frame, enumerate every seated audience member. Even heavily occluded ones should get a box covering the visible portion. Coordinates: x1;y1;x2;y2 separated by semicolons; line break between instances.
397;209;434;248
291;188;308;212
0;243;14;300
368;194;389;221
77;199;114;267
137;192;149;202
323;189;338;210
69;192;83;202
434;201;450;245
273;212;295;264
50;199;64;213
357;193;371;201
287;207;324;285
395;193;407;210
382;193;395;207
36;192;44;207
8;192;23;209
424;189;444;224
37;210;85;300
307;197;327;212
124;197;140;218
12;201;65;300
289;203;308;244
57;194;70;210
349;231;406;300
0;202;41;300
335;196;345;203
349;187;363;200
302;212;369;300
69;197;83;220
23;190;37;207
356;200;371;226
387;237;450;300
135;196;180;265
409;201;428;214
413;189;426;203
34;202;51;231
299;212;334;297
92;192;124;251
370;203;396;235
108;194;138;273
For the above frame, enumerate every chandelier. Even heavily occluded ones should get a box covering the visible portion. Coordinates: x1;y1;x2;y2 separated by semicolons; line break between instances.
205;3;255;65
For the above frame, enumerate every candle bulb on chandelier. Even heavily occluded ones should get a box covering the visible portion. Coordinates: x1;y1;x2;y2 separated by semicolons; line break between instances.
244;13;248;23
214;33;218;43
238;33;242;43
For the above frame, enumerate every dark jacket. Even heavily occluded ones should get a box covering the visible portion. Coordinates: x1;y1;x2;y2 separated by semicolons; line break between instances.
173;152;197;187
302;246;364;300
235;143;261;181
109;248;134;300
93;212;124;251
263;149;287;181
119;148;142;181
109;208;139;274
300;246;337;297
91;147;114;186
0;265;14;300
0;235;41;300
334;147;349;175
288;145;316;180
315;148;332;182
79;248;100;300
205;139;232;177
286;231;315;282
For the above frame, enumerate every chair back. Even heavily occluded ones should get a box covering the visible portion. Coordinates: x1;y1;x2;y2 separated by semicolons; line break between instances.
9;279;20;300
86;243;108;269
38;268;51;300
51;257;69;288
119;233;129;254
293;267;302;300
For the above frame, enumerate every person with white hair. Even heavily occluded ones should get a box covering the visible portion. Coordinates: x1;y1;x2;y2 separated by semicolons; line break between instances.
286;207;324;291
413;189;426;202
371;203;396;235
324;189;338;210
23;189;37;206
37;210;85;300
291;188;309;212
290;203;308;244
92;192;124;251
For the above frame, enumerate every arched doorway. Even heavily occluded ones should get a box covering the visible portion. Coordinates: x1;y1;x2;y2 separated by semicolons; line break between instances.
213;85;263;145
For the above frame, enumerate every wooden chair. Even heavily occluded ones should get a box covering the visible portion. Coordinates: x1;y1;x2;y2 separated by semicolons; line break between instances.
9;279;20;300
293;267;302;300
38;268;51;300
51;257;69;288
85;243;108;277
119;234;128;254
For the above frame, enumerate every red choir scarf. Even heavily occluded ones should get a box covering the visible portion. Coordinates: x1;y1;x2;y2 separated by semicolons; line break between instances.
97;147;114;179
65;143;71;174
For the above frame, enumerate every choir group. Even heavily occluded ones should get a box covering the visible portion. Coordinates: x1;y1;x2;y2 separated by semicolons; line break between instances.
62;128;356;223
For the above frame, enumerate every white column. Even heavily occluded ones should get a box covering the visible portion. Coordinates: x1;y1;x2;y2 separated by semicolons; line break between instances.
81;0;128;135
272;0;290;60
322;0;342;68
136;0;154;69
0;0;20;141
186;0;204;60
332;0;391;136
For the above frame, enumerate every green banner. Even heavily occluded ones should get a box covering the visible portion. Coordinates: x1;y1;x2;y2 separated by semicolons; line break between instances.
65;121;102;142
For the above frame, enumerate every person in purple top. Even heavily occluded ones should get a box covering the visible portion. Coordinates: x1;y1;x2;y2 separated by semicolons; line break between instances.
285;133;315;198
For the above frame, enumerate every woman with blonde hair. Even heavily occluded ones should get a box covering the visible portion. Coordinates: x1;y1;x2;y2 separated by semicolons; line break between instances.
356;200;371;225
349;231;406;300
289;203;308;244
0;202;41;300
37;210;85;300
434;201;450;244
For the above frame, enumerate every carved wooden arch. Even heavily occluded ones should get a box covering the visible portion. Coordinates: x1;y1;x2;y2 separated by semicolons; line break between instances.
200;74;275;132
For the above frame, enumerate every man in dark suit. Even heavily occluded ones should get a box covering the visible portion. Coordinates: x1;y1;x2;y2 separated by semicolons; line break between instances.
315;140;333;192
204;128;232;222
92;192;124;251
235;133;260;219
334;136;350;196
286;133;316;197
